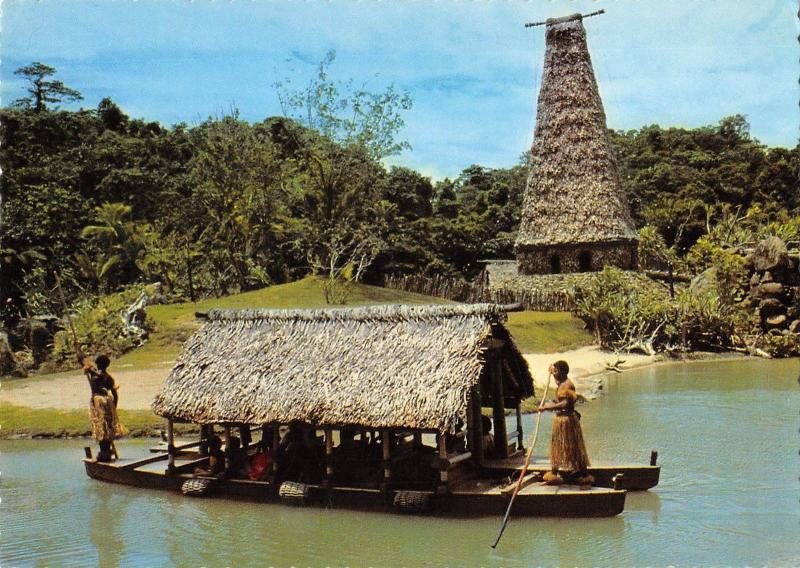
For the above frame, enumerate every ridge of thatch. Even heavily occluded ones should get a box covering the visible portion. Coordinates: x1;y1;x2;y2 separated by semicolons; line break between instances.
152;304;532;433
515;15;638;249
205;303;509;323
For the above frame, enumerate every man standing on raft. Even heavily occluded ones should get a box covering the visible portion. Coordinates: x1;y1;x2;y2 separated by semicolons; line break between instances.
82;353;126;462
533;360;593;485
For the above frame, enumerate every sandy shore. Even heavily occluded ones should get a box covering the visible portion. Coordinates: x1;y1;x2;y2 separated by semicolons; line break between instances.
1;346;663;411
524;346;661;399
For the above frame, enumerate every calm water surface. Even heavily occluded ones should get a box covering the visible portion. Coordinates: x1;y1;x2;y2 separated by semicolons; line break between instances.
1;358;798;567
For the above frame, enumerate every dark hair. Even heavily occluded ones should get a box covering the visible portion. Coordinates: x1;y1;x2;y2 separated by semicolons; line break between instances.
481;415;492;433
553;360;569;378
95;354;111;370
209;436;222;450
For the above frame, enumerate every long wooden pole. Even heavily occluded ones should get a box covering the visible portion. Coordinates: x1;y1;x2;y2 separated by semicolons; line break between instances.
491;372;552;549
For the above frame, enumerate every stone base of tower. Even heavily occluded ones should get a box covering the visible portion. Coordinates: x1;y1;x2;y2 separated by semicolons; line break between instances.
516;241;637;275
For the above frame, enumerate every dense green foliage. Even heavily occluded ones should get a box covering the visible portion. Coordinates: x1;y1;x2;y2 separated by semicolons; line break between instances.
2;61;797;337
572;267;750;353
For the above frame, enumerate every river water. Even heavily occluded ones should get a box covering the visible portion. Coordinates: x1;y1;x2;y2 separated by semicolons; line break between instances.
1;358;798;567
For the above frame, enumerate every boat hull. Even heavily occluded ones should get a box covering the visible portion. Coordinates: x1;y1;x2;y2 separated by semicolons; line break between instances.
84;459;625;517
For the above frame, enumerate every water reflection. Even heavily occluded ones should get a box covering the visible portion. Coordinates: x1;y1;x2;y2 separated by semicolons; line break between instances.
88;485;128;568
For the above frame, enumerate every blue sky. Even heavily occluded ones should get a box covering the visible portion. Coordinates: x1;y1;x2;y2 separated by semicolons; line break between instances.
1;0;797;179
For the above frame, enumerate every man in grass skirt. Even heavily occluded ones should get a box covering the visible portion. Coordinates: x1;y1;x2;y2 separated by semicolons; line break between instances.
533;360;593;485
83;354;126;462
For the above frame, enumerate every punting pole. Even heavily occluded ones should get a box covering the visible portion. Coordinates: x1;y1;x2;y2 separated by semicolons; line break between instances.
491;372;552;548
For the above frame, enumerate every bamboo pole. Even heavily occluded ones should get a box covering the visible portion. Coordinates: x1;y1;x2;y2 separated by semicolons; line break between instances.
516;403;524;451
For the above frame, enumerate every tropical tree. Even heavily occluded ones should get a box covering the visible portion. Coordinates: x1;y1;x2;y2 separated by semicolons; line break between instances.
13;62;83;112
275;51;412;297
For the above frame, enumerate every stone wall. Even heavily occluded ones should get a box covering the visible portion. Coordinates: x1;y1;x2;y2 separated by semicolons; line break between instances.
517;241;637;275
746;237;800;334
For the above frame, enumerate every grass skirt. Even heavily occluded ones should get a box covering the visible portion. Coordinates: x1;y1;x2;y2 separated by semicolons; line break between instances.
89;394;126;442
549;415;590;473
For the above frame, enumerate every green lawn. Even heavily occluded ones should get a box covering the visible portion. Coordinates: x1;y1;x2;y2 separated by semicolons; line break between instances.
506;311;593;353
117;276;452;368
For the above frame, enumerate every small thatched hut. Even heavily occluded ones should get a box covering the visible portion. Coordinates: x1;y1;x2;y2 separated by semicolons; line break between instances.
152;304;534;462
515;13;638;275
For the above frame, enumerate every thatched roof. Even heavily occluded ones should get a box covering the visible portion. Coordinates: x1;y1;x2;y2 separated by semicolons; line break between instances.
152;304;534;433
515;13;638;250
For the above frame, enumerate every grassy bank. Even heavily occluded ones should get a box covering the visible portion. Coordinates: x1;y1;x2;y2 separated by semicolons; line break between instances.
0;402;172;438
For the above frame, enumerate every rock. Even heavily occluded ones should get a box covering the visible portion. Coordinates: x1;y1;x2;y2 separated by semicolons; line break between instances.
749;273;761;288
760;271;774;284
689;268;717;294
29;320;52;366
759;282;785;297
788;319;800;333
0;331;21;376
766;314;787;327
759;298;784;314
788;306;799;319
752;237;789;272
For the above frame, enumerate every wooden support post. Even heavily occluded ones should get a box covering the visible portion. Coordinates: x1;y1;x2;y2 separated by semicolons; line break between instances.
413;432;422;449
516;403;524;451
223;425;231;448
199;424;208;457
650;450;658;466
382;429;392;483
325;428;334;480
166;419;175;471
437;433;449;487
471;385;484;467
271;426;280;475
84;446;93;459
492;356;509;459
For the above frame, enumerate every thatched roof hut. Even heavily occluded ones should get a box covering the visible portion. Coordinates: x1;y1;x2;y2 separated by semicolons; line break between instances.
152;304;534;434
515;13;638;275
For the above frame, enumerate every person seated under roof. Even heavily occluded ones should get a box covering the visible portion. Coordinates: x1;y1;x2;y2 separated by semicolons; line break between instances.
223;436;249;479
194;435;225;477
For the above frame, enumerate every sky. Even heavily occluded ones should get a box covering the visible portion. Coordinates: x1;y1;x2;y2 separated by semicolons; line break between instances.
1;0;797;180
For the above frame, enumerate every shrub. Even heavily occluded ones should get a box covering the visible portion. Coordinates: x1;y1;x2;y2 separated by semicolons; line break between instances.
572;267;749;353
50;285;156;369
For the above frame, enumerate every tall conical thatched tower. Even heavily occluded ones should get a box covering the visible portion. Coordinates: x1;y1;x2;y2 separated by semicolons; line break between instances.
515;13;638;275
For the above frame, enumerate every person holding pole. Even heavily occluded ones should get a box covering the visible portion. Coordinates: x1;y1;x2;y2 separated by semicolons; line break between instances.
532;360;593;485
82;353;126;462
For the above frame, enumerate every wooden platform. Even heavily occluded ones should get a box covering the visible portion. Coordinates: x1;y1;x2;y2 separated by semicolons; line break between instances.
483;455;660;491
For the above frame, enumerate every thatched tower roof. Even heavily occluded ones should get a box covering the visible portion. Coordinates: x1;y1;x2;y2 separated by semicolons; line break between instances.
515;13;638;249
152;304;533;433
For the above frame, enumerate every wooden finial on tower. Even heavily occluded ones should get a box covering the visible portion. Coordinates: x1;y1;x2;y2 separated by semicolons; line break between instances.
524;9;605;28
